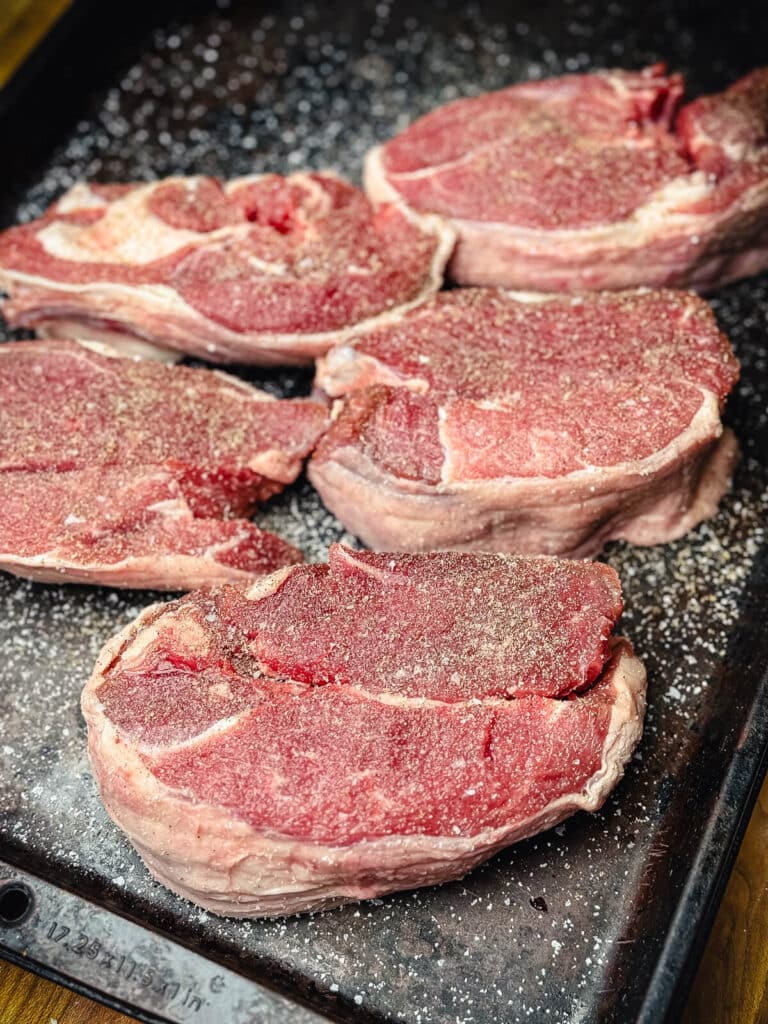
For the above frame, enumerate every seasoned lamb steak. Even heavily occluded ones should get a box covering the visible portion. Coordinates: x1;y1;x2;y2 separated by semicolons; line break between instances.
365;65;768;292
0;340;327;588
82;544;646;917
0;173;454;364
311;288;739;556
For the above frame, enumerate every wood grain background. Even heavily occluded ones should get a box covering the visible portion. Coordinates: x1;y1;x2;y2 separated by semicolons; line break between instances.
0;0;71;88
683;779;768;1024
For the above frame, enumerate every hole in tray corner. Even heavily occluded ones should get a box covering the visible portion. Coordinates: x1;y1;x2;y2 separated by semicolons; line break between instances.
0;881;34;927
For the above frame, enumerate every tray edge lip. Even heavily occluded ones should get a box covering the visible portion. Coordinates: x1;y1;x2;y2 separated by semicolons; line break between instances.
637;654;768;1023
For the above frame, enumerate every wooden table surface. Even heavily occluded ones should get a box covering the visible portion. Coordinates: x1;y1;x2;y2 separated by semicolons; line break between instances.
1;2;767;1023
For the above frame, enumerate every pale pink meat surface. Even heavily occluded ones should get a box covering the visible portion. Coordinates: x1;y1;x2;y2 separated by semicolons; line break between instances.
365;66;768;291
0;173;455;364
311;288;740;556
82;544;646;916
0;340;329;588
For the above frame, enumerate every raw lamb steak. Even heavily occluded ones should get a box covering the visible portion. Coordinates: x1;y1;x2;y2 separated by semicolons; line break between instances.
311;288;739;556
0;172;454;364
0;340;328;588
82;543;646;917
365;65;768;291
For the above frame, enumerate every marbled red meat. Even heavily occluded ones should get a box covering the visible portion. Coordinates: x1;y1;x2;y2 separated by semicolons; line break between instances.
311;288;739;556
0;340;328;588
82;544;646;916
365;65;768;291
0;172;455;364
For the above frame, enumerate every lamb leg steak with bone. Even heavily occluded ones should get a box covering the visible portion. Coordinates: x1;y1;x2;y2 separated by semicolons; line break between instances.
83;544;646;917
365;65;768;292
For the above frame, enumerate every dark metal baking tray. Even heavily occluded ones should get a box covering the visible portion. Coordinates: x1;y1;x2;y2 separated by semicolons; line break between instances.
1;1;767;1021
